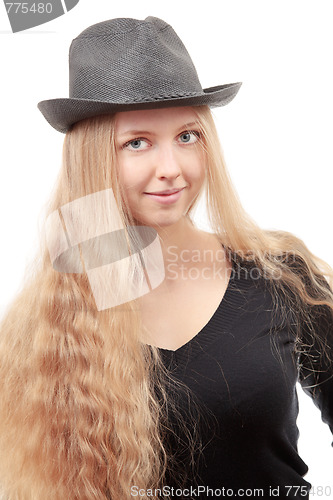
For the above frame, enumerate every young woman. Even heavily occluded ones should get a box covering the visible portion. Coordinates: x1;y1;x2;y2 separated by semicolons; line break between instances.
0;16;332;500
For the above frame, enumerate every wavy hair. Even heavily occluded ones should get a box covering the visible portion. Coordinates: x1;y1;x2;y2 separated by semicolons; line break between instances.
0;106;332;499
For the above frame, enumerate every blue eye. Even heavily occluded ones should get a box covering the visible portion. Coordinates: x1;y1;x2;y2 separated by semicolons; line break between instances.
180;133;191;143
123;138;149;151
179;131;200;144
130;139;142;149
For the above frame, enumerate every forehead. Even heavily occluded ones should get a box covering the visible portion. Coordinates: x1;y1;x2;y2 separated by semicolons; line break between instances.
114;106;199;134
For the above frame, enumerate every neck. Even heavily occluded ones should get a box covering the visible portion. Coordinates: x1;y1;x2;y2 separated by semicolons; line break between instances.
153;216;221;283
156;216;197;254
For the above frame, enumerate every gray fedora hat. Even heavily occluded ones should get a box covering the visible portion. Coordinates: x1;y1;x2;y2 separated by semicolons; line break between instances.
38;16;242;133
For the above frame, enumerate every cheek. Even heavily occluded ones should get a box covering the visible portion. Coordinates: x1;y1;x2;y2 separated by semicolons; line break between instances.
186;151;206;184
118;161;148;195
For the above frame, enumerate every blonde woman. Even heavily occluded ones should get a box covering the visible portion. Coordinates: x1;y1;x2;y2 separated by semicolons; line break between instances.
0;16;332;500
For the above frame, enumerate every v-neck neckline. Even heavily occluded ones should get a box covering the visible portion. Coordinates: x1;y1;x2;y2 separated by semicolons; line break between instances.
155;255;254;366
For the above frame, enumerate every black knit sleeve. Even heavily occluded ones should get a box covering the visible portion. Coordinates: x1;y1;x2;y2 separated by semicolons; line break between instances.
284;253;333;443
298;297;333;444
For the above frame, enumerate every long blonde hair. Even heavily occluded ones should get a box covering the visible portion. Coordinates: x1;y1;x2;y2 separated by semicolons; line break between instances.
0;106;332;499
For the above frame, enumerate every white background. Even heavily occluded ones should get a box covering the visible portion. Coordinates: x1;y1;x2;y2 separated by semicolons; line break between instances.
0;0;332;493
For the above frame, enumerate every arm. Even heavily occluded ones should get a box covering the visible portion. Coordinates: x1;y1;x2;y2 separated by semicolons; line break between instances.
298;300;333;442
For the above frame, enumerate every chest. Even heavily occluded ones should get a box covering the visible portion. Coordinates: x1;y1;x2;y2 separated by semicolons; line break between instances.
158;268;305;492
138;262;231;351
162;286;300;432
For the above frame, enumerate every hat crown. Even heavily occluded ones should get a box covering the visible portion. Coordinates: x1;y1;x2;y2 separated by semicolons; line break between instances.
68;16;203;104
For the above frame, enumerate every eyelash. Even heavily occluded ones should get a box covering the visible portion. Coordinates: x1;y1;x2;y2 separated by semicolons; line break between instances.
122;130;201;150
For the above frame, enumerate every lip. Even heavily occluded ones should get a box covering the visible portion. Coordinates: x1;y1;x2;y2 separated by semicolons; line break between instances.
145;188;185;195
144;187;185;205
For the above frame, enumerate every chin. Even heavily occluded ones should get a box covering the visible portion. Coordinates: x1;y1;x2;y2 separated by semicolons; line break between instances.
133;212;183;229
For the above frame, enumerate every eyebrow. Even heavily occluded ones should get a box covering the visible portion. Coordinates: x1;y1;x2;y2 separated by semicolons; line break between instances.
117;121;199;138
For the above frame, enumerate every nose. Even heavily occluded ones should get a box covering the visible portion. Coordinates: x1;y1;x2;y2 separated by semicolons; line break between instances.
154;144;182;180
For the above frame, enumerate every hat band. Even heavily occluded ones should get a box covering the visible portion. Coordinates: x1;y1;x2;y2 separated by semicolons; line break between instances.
69;89;204;103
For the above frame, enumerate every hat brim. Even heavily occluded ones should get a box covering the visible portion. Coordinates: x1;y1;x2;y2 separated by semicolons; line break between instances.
37;82;242;134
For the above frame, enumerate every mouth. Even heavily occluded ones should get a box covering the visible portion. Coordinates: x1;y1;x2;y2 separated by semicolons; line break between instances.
144;187;186;196
143;187;186;204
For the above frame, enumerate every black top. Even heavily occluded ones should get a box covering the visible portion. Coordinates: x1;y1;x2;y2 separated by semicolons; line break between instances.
157;257;333;500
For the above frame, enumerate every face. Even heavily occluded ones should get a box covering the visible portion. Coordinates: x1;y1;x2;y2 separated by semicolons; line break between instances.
114;107;206;229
